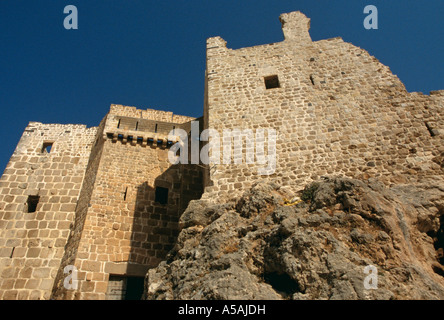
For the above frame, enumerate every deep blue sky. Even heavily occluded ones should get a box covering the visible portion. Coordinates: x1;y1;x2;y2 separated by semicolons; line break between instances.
1;0;443;174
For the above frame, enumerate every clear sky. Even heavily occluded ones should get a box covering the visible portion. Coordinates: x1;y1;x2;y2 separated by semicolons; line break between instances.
0;0;443;174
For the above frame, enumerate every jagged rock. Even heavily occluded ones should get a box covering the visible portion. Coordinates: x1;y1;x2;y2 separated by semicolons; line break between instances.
144;177;444;300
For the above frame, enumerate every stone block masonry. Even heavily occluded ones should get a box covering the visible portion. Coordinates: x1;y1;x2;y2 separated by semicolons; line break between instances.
0;104;203;300
50;105;203;300
202;11;444;201
0;122;97;299
0;11;443;300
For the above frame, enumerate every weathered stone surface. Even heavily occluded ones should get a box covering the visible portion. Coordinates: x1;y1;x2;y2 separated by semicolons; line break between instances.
203;11;444;201
145;178;444;300
0;10;443;300
0;104;203;300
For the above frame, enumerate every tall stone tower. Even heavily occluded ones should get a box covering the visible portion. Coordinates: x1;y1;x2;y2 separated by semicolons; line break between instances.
0;104;203;300
0;122;97;299
202;11;444;201
0;10;443;300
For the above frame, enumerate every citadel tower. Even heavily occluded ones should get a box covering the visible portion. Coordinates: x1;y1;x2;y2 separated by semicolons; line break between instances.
0;105;203;299
0;11;443;300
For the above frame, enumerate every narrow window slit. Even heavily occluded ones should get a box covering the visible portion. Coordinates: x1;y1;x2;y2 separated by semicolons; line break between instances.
123;187;128;201
310;75;315;85
117;119;121;129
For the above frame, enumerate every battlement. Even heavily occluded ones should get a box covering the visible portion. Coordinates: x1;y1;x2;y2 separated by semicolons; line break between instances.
109;104;195;124
279;11;312;43
206;11;311;53
104;104;199;147
11;121;97;158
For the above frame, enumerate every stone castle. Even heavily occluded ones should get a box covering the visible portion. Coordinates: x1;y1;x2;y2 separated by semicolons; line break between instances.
0;11;443;300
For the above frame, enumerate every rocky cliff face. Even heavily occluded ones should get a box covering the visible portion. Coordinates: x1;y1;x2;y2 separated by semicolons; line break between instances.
144;177;444;300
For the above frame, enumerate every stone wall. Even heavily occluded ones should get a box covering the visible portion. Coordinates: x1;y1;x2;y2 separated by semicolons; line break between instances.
50;116;108;299
51;105;203;300
203;11;444;201
1;11;443;300
109;104;195;124
0;122;97;299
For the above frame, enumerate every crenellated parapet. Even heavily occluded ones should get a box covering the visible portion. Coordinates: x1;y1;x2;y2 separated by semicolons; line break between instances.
103;104;197;148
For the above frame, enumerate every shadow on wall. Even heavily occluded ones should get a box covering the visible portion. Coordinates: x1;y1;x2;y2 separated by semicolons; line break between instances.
107;164;204;300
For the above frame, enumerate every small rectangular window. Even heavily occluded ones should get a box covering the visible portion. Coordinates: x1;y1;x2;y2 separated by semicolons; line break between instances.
155;124;158;133
264;75;280;89
27;195;40;213
155;187;168;205
41;142;53;154
117;119;121;129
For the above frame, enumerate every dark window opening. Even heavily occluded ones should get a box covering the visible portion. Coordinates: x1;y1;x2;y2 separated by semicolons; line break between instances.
155;187;168;205
41;142;53;154
135;122;138;131
264;75;280;89
123;187;128;201
155;124;158;133
27;195;40;213
10;247;15;258
117;119;121;129
106;275;145;300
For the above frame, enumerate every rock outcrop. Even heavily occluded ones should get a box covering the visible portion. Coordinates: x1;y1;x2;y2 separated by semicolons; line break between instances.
144;177;444;300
